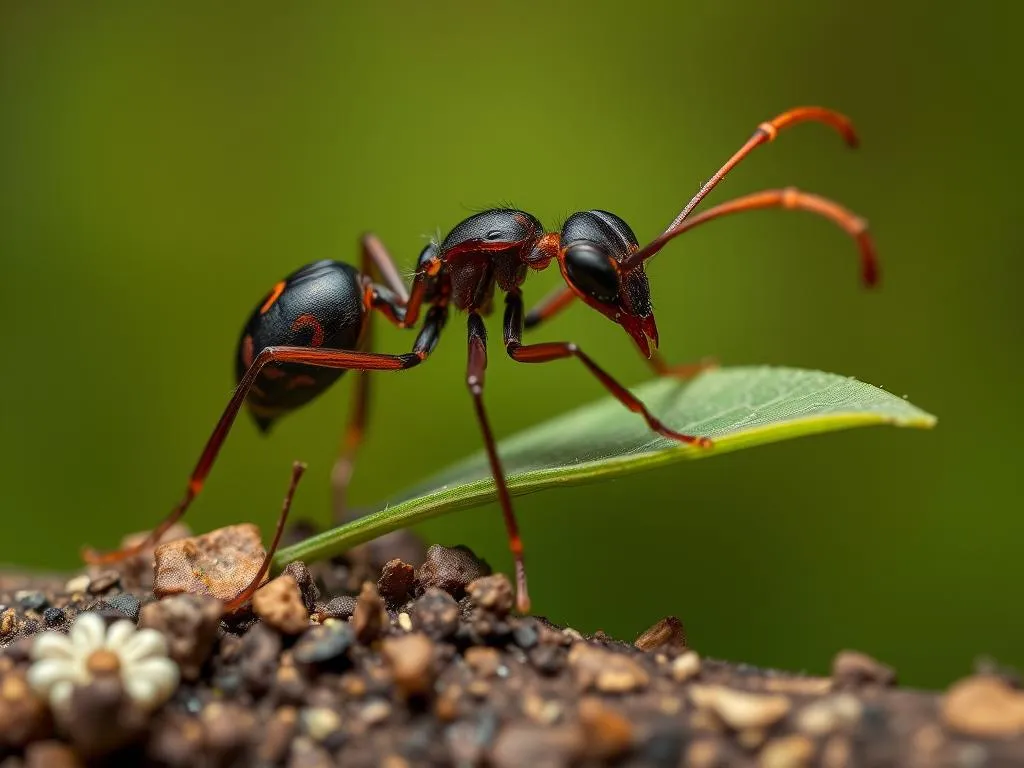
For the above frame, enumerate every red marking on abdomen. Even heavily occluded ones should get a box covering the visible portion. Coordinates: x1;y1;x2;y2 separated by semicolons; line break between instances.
241;334;255;369
286;374;319;390
290;314;325;347
260;281;287;314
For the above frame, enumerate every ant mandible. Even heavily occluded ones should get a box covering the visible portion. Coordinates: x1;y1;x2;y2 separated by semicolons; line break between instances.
85;106;879;614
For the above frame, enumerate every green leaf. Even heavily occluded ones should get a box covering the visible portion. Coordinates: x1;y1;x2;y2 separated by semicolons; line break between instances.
275;366;936;567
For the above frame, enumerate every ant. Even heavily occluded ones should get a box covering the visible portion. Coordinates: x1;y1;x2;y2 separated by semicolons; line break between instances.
85;106;879;614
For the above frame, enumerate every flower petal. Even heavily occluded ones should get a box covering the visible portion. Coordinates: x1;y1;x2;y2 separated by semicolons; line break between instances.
124;658;178;709
70;612;106;652
27;659;76;696
105;620;137;652
31;631;76;661
121;628;168;663
49;679;74;712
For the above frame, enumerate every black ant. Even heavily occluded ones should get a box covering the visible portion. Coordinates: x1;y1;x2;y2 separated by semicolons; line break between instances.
86;107;878;613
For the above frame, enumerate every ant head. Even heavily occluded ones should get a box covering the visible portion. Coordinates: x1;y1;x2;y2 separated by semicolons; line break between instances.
558;210;658;357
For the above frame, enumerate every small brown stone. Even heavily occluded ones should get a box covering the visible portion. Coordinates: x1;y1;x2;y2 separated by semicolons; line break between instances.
831;649;896;688
153;523;267;602
253;574;310;635
360;699;392;726
794;694;862;735
671;650;701;682
416;544;491;599
491;723;586;768
114;523;192;589
578;697;633;761
689;684;791;731
257;706;297;765
353;582;389;644
941;675;1024;737
760;735;815;768
25;741;84;768
568;643;650;693
466;573;514;617
686;739;722;768
139;593;223;681
300;706;342;742
146;714;202;767
86;570;121;595
411;588;461;640
464;646;502;678
283;561;321;613
0;670;53;749
522;691;562;725
288;735;334;768
378;559;416;606
201;701;256;759
634;615;687;652
381;633;435;698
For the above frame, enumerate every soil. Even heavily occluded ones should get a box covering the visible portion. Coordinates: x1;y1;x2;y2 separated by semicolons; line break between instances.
1;525;1022;767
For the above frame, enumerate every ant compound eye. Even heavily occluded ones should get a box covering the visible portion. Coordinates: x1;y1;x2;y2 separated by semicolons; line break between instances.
563;244;620;303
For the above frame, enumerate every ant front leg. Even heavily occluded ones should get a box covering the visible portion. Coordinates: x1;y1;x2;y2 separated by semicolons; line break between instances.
466;312;530;614
505;292;712;447
84;308;448;566
646;350;719;381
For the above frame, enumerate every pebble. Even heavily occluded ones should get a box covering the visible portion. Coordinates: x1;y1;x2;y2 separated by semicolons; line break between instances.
378;559;416;605
153;523;266;602
293;622;355;667
465;646;502;678
283;561;321;613
139;593;223;681
568;643;650;693
25;740;84;768
529;644;567;676
411;588;461;640
634;616;687;652
300;706;342;742
381;633;435;698
353;582;389;644
289;735;334;768
578;697;634;761
0;670;53;749
688;685;791;730
319;595;357;620
360;699;392;726
42;607;65;627
416;544;491;599
671;650;702;682
240;623;283;695
86;571;121;595
795;694;862;735
491;722;585;768
102;593;141;622
257;706;297;765
831;649;897;688
146;714;203;767
512;619;540;649
941;674;1024;737
64;575;91;594
397;612;413;632
201;701;255;759
760;734;815;768
15;591;48;613
253;574;310;635
522;691;563;725
466;573;514;617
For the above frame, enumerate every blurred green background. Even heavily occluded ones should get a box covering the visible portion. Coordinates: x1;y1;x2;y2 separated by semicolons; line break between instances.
1;3;1018;688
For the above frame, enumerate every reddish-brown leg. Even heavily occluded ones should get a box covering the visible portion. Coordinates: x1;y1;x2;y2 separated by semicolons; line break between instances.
505;293;711;447
466;312;530;614
330;346;373;524
523;282;579;331
625;187;878;286
223;460;307;612
646;351;719;380
83;318;446;565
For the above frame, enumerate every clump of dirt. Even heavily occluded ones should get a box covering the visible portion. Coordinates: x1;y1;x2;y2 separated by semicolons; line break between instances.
1;527;1023;767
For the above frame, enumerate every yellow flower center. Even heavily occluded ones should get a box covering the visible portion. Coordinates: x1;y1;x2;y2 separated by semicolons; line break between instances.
86;649;121;676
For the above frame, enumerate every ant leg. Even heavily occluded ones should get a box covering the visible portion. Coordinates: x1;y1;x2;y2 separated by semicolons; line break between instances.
523;283;577;331
466;312;530;614
330;335;373;524
361;233;410;303
223;460;307;613
665;106;858;232
646;351;719;380
504;292;711;447
84;308;448;565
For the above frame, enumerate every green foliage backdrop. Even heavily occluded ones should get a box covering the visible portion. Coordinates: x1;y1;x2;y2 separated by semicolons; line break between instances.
1;3;1018;688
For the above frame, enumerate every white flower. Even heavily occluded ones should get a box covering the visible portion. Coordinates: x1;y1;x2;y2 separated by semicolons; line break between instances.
28;612;179;712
